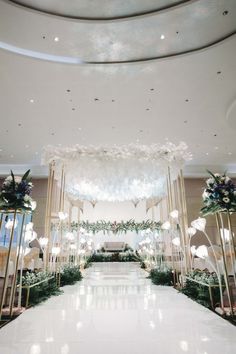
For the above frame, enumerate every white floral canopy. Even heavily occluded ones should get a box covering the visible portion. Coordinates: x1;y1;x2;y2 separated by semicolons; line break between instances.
42;142;192;202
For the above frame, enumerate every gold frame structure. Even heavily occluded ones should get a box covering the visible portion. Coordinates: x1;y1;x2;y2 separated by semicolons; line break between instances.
43;159;236;318
0;209;31;324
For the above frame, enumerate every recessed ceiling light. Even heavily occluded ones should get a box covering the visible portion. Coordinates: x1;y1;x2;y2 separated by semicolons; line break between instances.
206;152;209;156
10;154;14;158
30;99;34;103
78;127;82;131
54;37;59;42
228;152;232;155
214;146;219;150
160;34;165;40
35;151;38;155
25;144;29;148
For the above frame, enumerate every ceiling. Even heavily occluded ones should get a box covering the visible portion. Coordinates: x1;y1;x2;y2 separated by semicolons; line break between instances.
0;0;236;177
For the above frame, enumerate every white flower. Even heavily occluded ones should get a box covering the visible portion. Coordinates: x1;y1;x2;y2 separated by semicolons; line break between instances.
172;237;181;247
52;246;60;255
187;227;197;237
5;175;12;181
58;211;68;220
206;178;215;186
25;222;34;231
190;245;197;255
65;232;75;242
214;173;220;177
202;190;209;199
224;191;229;196
161;221;171;230
225;176;230;183
14;176;22;183
195;245;208;259
191;218;206;232
24;195;31;202
31;201;37;210
223;197;230;203
39;237;48;248
169;209;179;220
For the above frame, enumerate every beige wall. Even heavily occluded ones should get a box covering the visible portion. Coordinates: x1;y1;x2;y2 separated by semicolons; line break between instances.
31;178;48;237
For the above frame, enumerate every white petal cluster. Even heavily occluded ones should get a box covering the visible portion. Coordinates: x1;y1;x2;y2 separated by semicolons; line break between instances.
42;142;191;201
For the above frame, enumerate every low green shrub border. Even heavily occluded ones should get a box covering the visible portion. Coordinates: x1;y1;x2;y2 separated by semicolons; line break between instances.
60;265;83;286
181;270;224;309
21;271;61;306
148;268;173;286
21;265;83;306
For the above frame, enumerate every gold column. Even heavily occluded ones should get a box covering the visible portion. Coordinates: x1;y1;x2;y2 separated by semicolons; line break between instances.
9;213;26;316
215;212;234;315
0;211;17;320
226;211;236;287
45;162;55;269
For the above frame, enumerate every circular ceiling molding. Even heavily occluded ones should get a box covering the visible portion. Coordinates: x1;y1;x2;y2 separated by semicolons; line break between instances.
1;0;236;64
9;0;192;21
227;98;236;130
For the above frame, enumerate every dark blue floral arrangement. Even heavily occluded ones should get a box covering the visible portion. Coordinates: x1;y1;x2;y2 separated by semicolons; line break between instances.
0;170;36;211
201;170;236;216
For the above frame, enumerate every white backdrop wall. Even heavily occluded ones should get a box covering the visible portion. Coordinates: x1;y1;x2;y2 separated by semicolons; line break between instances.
76;200;160;249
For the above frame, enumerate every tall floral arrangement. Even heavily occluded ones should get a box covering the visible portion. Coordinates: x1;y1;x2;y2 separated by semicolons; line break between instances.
201;171;236;216
0;170;36;211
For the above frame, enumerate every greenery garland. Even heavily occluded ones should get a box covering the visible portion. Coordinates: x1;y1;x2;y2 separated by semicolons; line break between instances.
71;219;162;234
90;251;140;262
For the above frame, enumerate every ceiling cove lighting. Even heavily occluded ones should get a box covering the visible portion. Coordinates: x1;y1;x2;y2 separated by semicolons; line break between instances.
0;41;84;64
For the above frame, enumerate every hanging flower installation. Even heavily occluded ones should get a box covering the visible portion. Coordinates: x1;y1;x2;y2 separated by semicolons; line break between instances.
0;170;36;211
42;142;191;202
201;171;236;216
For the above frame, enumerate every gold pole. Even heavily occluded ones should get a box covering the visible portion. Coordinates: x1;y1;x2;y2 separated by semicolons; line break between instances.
45;162;55;269
166;168;178;286
0;213;3;233
226;211;236;286
216;212;234;315
179;170;190;270
176;175;188;275
0;211;17;320
9;213;26;316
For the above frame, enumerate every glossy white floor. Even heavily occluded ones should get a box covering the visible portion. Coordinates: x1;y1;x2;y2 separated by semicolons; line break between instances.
0;263;236;354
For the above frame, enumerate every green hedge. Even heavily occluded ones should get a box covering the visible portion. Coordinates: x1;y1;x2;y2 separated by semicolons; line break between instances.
60;265;83;286
21;271;61;306
148;268;173;286
181;270;224;309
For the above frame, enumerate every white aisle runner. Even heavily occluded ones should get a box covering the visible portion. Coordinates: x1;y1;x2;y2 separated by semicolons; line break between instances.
0;263;236;354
